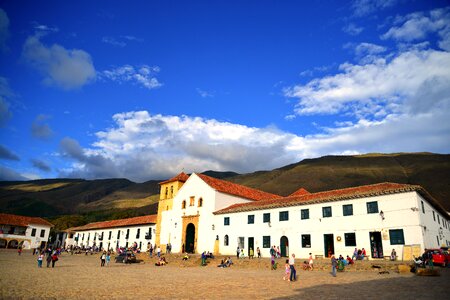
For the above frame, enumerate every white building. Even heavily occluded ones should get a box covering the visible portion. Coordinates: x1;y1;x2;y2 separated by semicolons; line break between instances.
156;172;450;260
0;213;53;250
66;215;157;251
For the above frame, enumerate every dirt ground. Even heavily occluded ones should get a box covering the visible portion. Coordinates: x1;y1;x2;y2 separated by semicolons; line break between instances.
0;250;448;299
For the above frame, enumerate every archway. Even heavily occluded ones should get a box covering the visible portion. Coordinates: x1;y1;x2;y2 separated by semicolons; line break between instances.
280;236;289;257
185;223;196;253
0;238;6;248
8;240;18;249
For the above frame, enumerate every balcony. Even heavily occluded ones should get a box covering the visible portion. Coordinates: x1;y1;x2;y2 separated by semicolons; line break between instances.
145;233;152;240
98;236;103;241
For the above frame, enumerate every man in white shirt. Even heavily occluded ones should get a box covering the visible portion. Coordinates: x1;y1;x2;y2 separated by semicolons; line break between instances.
289;253;297;281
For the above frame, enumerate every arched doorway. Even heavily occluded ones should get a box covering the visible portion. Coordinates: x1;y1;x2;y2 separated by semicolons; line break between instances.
0;238;7;248
280;236;289;257
185;223;196;253
8;240;18;249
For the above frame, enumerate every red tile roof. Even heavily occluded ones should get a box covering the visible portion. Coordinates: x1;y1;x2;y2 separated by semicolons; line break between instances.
0;213;53;227
214;182;447;215
289;187;310;197
159;172;190;185
68;214;157;232
196;173;280;201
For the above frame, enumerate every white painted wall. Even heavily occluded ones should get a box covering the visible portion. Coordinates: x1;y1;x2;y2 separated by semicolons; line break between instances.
0;224;51;249
417;193;450;248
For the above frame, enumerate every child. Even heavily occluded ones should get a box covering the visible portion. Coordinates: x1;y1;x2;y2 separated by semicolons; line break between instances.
283;259;291;281
37;252;44;268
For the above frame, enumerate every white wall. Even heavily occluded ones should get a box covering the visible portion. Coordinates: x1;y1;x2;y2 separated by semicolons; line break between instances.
214;191;440;260
417;194;450;248
0;224;51;249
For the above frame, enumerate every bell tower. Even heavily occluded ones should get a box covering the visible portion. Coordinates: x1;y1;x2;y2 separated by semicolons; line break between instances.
155;172;189;252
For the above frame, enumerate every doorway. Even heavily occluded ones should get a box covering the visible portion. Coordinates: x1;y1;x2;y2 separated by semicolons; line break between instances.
185;223;196;253
369;232;383;258
248;237;254;256
280;236;289;257
324;234;334;257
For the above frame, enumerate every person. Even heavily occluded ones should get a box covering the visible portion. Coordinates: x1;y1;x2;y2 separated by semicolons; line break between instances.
155;256;167;266
276;246;281;258
346;255;354;265
218;259;227;268
37;252;44;268
226;257;233;267
357;249;362;260
105;252;111;267
18;246;22;256
182;253;189;261
46;251;52;268
156;246;161;258
257;247;261;258
289;254;297;282
283;259;291;280
331;254;337;277
51;251;59;268
240;248;245;259
308;253;314;271
167;243;171;254
271;255;277;270
149;243;153;257
249;247;254;259
302;260;309;270
100;251;106;267
236;246;240;259
201;251;207;266
390;249;397;261
361;248;366;259
338;257;345;271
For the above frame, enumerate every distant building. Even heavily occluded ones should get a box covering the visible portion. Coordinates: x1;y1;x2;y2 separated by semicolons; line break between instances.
66;215;157;251
0;213;53;249
155;172;450;260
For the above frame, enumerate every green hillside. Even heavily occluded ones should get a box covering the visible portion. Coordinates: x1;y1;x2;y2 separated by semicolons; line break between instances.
0;152;448;230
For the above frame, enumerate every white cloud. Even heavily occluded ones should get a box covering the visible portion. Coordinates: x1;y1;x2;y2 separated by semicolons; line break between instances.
100;65;162;90
102;36;126;47
0;8;9;51
196;88;214;98
352;0;398;17
33;23;59;33
22;35;96;89
284;49;450;117
381;7;450;50
0;77;13;127
342;23;364;36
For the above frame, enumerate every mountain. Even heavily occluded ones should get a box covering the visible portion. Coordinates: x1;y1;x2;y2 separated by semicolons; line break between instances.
227;153;450;211
0;153;448;229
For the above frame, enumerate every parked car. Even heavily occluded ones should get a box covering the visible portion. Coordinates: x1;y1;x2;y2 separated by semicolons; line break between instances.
422;248;449;267
115;251;138;264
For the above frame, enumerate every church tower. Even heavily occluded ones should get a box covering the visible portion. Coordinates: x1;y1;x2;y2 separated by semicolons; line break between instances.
155;172;189;252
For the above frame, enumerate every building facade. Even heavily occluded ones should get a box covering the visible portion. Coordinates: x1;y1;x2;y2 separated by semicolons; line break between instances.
0;213;53;249
155;172;450;260
66;215;157;251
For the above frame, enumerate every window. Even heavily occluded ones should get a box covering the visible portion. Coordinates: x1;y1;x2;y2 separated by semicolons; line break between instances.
108;231;112;240
117;231;120;239
301;234;311;248
263;236;271;248
87;233;90;241
224;235;229;246
126;229;130;239
165;187;168;197
31;228;36;237
40;229;45;238
389;229;405;245
170;185;173;196
224;217;230;226
301;209;309;220
248;215;255;224
436;236;439;246
344;233;356;246
421;201;425;214
322;206;332;218
343;204;353;216
190;196;195;206
279;211;289;221
82;233;85;241
136;229;140;239
366;201;379;214
182;200;186;209
263;213;271;223
432;211;436;221
238;237;245;249
198;198;203;207
437;215;440;224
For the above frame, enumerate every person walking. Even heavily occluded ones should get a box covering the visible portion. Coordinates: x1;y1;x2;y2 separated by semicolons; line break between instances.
249;247;254;259
331;254;337;277
106;251;111;267
100;251;106;267
149;243;153;258
46;251;52;268
51;251;59;268
257;247;261;258
289;254;297;282
37;252;44;268
308;253;314;271
236;246;240;259
156;246;161;258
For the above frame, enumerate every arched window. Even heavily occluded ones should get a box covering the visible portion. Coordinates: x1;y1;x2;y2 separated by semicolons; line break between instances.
224;234;229;246
182;200;186;209
198;198;203;207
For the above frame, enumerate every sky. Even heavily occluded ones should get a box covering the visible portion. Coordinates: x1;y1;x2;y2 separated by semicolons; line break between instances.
0;0;449;182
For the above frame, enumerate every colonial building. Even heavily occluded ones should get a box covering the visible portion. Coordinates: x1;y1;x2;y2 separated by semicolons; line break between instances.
155;172;450;260
0;213;53;249
66;215;157;251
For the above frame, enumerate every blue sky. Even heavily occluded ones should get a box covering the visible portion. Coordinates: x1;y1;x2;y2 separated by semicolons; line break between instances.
0;0;449;182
